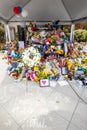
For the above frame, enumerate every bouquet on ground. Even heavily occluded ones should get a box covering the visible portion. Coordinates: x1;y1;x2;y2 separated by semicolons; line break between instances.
22;46;41;68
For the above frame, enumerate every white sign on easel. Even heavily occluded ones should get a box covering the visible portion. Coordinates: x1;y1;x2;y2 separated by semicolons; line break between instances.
19;41;24;49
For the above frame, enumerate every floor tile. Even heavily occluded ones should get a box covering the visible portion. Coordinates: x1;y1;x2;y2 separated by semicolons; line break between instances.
22;110;68;130
0;106;19;130
56;81;79;99
0;83;27;105
21;80;53;96
80;87;87;103
17;127;23;130
68;123;81;130
3;94;41;125
71;102;87;130
47;84;78;121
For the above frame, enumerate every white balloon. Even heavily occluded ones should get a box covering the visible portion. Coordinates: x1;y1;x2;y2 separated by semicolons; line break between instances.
21;10;28;17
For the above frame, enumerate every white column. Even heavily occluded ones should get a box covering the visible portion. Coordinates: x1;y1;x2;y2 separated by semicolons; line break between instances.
4;25;8;44
70;24;75;42
4;24;11;44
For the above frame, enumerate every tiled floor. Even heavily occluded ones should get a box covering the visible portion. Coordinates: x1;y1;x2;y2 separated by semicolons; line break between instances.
0;52;87;130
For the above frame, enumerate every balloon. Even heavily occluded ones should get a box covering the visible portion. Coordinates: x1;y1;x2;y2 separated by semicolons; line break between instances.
18;6;22;13
44;44;48;50
21;10;28;17
13;7;20;14
40;51;44;56
53;23;59;29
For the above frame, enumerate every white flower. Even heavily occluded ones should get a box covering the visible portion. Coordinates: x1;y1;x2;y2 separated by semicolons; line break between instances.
18;63;24;67
22;47;41;68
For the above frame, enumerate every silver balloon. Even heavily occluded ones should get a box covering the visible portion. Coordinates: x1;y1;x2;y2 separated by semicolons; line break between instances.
21;9;28;17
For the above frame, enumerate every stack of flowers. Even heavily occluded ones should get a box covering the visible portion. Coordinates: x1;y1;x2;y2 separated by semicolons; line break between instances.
5;27;87;84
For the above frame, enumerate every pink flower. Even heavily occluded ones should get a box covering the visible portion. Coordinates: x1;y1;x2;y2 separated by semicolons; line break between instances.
35;38;40;43
25;73;30;78
8;56;12;59
57;38;61;43
45;39;50;43
7;70;10;75
30;73;35;81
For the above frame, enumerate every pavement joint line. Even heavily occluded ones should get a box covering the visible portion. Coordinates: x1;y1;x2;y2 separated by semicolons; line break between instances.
70;122;82;130
0;104;24;129
66;97;80;130
17;126;23;130
68;81;87;105
0;87;26;106
0;82;69;128
1;89;44;128
20;93;70;129
0;81;86;130
1;80;78;128
66;81;86;130
0;96;14;106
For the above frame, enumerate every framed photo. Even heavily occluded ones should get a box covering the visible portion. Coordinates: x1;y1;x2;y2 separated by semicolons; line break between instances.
40;79;50;87
61;67;68;75
19;41;24;49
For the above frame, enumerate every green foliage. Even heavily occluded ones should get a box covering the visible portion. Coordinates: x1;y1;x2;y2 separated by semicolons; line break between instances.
18;67;23;74
0;26;5;43
65;33;70;37
63;25;71;33
74;29;87;42
38;71;50;79
83;23;87;30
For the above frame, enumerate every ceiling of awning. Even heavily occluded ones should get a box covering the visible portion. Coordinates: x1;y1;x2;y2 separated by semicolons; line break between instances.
0;0;87;23
0;0;30;21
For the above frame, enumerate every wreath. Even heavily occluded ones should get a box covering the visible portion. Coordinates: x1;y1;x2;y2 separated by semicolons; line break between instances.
22;47;41;68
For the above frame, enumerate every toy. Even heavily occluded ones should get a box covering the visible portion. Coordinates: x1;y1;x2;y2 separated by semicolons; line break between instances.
74;69;85;79
82;78;87;85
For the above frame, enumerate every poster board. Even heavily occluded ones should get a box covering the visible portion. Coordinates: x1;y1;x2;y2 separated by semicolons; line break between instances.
40;79;50;87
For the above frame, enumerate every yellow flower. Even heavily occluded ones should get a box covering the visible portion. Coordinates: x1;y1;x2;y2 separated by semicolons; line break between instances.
67;61;74;71
77;63;82;67
82;58;87;63
34;76;40;82
34;66;39;71
54;49;63;54
51;35;58;39
53;68;58;75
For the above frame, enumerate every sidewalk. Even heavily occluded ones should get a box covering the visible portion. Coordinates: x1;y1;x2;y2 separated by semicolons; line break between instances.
0;53;87;130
